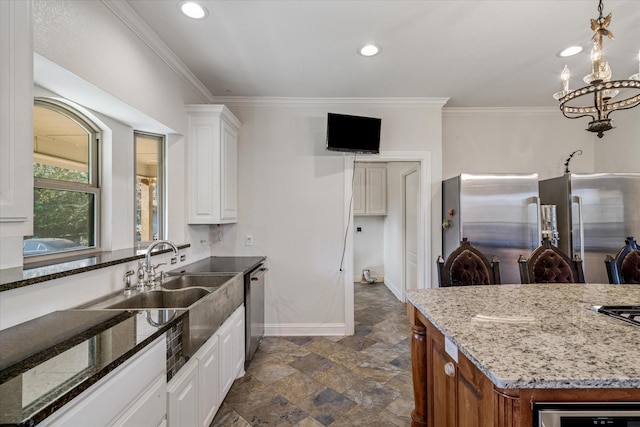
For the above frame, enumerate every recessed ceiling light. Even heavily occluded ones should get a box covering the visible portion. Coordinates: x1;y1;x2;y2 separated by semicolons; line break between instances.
558;45;583;57
359;44;380;57
179;1;208;19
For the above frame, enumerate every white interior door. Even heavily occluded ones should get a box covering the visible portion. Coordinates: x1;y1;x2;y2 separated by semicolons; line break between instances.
404;167;419;296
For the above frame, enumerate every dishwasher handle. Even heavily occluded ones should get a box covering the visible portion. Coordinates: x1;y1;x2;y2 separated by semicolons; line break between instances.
250;266;268;281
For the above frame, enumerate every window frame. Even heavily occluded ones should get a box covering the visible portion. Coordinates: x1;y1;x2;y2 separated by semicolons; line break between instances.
26;98;102;262
134;130;165;245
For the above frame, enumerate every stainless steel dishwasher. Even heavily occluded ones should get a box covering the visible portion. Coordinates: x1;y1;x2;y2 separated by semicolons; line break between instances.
245;264;266;364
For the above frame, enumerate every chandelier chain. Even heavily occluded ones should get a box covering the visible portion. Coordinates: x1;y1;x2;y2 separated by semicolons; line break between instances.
597;0;604;22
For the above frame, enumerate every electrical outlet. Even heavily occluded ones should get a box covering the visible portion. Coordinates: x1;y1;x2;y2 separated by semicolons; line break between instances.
245;234;254;246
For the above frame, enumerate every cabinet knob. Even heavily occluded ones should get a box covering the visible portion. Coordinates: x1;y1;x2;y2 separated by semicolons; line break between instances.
444;362;455;377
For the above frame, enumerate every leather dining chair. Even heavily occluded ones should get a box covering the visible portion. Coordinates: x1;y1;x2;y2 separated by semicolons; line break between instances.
437;237;501;287
605;236;640;284
518;237;585;284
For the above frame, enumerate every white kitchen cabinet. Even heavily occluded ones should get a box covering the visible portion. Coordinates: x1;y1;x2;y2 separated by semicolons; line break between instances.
353;164;387;215
41;337;166;427
217;305;245;398
167;357;199;427
196;335;220;427
0;0;33;237
112;375;167;427
186;105;241;224
167;305;244;427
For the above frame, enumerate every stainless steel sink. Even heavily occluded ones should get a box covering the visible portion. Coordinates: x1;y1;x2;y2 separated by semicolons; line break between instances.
161;274;236;290
76;273;244;356
104;288;210;309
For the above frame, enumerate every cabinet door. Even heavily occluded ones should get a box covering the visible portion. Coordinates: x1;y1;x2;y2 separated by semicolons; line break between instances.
112;374;167;427
197;335;220;427
365;166;387;215
231;306;245;378
217;317;235;397
0;0;33;237
220;120;238;221
353;166;366;215
186;105;240;225
167;358;199;427
431;342;456;427
429;327;485;427
41;337;166;427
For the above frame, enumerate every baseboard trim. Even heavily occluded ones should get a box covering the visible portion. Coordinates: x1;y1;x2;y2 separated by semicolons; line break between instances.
384;278;404;302
352;276;384;283
265;323;346;336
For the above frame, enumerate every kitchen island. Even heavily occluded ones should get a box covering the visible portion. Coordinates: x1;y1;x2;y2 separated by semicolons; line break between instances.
406;284;639;427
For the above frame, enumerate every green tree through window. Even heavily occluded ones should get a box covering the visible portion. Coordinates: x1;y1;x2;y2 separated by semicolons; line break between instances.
25;100;100;258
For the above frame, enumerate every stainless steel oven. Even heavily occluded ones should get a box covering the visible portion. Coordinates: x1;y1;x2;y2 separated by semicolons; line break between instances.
533;402;640;427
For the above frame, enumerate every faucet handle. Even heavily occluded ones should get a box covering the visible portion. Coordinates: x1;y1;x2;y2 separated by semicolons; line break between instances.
123;270;135;295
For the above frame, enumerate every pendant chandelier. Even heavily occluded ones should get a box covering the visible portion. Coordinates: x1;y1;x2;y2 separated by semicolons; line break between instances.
552;0;640;138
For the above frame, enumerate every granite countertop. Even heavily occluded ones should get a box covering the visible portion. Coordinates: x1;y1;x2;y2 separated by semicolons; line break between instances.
168;256;266;275
0;243;190;292
0;308;187;426
405;284;639;390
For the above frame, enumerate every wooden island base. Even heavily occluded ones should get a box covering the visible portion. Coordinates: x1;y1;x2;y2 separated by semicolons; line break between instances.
407;301;640;427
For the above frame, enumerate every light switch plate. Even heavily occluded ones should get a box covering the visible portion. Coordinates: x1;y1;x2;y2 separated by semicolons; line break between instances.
245;234;254;246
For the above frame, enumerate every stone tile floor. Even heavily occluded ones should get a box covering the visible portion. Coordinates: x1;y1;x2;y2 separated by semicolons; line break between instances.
211;282;414;426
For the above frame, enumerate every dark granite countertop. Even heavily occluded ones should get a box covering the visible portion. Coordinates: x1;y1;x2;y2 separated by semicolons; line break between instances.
168;256;265;275
0;244;190;292
0;308;186;426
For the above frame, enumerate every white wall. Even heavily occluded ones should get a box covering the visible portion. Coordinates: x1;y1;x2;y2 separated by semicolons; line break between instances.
442;107;640;179
208;99;444;335
353;216;385;282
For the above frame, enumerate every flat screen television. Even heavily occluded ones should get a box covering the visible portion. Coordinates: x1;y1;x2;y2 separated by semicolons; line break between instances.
326;113;381;154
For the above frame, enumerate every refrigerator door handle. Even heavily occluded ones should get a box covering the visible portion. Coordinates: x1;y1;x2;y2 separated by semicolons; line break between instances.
526;196;543;249
571;195;585;262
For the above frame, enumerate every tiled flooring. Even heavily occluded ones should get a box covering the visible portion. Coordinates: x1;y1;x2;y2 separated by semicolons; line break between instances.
211;282;414;426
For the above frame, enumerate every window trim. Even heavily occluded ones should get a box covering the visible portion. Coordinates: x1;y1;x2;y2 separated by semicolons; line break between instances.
134;131;166;245
26;99;102;263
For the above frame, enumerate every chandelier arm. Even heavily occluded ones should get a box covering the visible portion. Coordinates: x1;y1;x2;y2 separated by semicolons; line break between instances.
560;110;596;122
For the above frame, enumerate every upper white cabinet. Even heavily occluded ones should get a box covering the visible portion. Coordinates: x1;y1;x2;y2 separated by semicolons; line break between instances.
354;164;387;215
0;0;33;236
186;105;240;224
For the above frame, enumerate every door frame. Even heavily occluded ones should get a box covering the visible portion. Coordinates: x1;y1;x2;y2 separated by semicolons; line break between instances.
343;151;432;335
402;165;420;302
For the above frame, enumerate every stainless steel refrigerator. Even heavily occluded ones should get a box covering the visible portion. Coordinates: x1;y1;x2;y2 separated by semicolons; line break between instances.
539;173;640;284
442;174;541;284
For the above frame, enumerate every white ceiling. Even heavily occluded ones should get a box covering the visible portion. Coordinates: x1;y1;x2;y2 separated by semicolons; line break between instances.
126;0;640;108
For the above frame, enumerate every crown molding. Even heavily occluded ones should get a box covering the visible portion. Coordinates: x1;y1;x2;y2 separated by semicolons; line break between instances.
443;106;559;115
211;96;450;108
101;0;215;103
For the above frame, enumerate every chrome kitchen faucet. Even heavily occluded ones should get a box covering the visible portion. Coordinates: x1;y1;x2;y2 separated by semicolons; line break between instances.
138;240;179;290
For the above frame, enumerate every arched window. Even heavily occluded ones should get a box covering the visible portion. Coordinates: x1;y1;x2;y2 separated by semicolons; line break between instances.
24;99;100;258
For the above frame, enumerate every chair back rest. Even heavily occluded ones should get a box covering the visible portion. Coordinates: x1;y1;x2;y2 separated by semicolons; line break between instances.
518;237;585;284
605;236;640;284
437;238;501;287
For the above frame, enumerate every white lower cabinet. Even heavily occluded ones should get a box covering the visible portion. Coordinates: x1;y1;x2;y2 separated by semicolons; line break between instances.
219;305;245;397
167;358;199;427
41;337;166;427
167;305;244;427
197;335;220;427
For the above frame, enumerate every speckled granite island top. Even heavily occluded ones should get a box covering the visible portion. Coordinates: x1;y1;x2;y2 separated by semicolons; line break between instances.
405;284;639;390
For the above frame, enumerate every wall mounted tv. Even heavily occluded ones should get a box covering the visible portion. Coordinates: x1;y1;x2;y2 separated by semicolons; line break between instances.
326;113;381;154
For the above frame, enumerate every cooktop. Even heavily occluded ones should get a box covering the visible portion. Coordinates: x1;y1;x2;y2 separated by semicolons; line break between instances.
590;305;639;328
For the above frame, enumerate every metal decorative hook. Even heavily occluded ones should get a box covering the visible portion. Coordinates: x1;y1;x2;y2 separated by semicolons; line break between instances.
564;150;583;174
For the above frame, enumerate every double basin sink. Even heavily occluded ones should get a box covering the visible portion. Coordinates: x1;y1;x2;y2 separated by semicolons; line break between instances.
76;273;244;355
